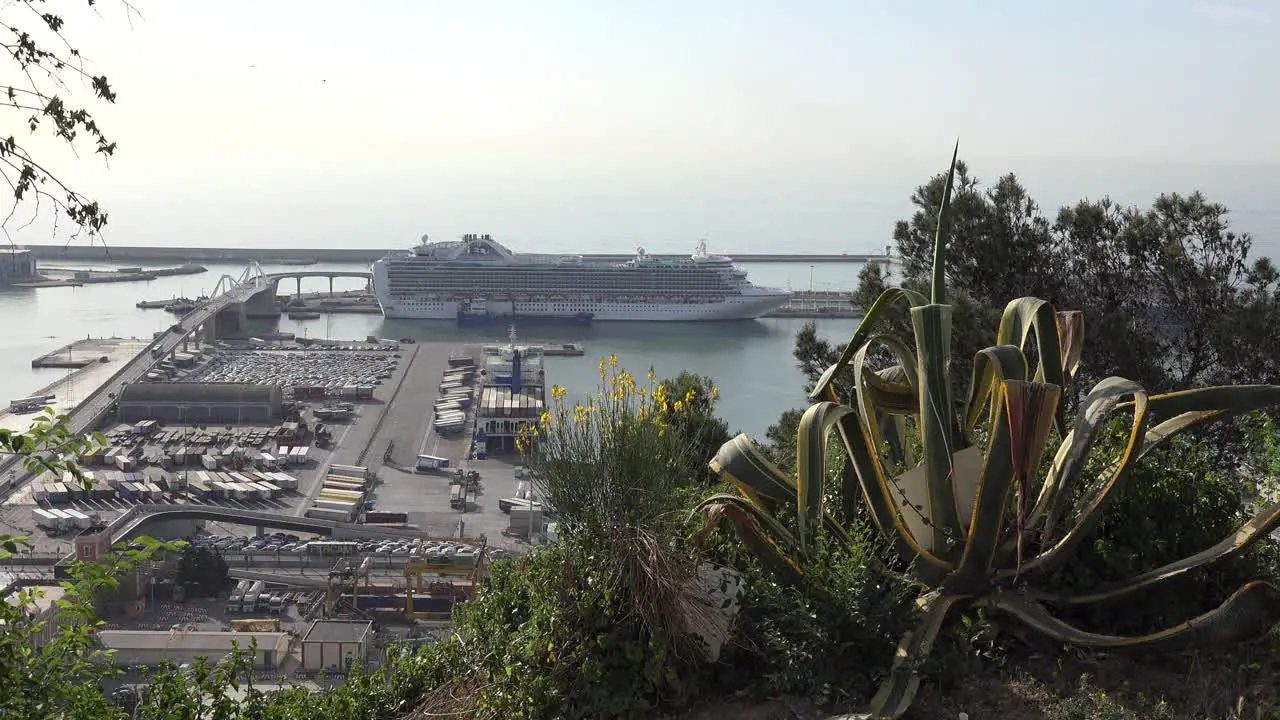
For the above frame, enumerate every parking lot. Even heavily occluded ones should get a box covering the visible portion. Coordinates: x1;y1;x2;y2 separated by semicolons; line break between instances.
180;346;399;388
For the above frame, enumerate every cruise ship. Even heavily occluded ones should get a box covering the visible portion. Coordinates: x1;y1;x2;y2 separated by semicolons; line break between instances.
371;234;792;322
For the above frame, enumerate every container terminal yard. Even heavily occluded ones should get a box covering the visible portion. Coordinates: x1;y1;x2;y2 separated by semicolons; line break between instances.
0;278;556;680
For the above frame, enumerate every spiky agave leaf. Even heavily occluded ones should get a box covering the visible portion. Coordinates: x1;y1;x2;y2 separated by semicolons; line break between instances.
1002;380;1061;572
810;287;929;402
688;494;804;586
984;582;1280;652
1037;377;1148;546
996;298;1071;433
1048;503;1280;606
866;590;968;720
1056;310;1085;384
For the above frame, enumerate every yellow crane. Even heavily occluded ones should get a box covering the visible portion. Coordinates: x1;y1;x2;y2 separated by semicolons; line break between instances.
403;538;488;618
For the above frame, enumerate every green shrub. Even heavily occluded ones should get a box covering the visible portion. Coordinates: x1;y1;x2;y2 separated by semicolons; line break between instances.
420;538;705;719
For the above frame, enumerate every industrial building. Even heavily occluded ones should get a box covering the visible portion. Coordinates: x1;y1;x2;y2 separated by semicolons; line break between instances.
300;619;374;671
96;629;290;669
117;382;283;424
0;246;37;284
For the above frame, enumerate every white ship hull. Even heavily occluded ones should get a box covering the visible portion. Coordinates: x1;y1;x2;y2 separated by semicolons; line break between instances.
377;293;790;322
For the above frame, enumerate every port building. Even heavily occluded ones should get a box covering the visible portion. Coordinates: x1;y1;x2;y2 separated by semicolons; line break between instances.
118;382;283;424
0;247;37;284
300;619;374;671
476;341;545;453
96;629;290;669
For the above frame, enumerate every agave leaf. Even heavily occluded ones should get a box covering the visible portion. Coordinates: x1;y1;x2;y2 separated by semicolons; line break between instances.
810;288;930;401
867;590;968;719
796;402;856;550
709;434;795;512
1051;502;1280;606
996;298;1070;433
851;336;922;468
1056;310;1085;383
985;582;1280;652
948;382;1028;591
1005;395;1277;565
689;494;805;586
1013;383;1150;579
1039;377;1147;543
911;303;964;556
831;411;953;585
1129;385;1280;418
1003;380;1061;571
929;140;961;305
963;344;1030;438
860;369;919;415
879;414;912;471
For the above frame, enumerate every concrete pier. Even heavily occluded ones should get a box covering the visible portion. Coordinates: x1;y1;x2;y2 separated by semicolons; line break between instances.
2;338;153;435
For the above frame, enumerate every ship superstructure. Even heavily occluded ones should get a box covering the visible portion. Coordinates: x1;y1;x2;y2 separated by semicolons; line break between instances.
371;234;790;322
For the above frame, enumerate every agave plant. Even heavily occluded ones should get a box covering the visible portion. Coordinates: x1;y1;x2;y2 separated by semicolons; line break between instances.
691;144;1280;719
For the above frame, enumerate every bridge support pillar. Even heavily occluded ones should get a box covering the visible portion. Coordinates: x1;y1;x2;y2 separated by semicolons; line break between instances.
214;304;249;338
329;277;334;297
242;288;280;319
296;278;302;298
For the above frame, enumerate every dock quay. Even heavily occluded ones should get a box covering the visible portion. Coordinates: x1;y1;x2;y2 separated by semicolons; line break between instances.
20;244;899;265
30;337;147;369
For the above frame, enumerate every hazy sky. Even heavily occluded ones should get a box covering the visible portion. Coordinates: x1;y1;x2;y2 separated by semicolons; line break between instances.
8;0;1279;254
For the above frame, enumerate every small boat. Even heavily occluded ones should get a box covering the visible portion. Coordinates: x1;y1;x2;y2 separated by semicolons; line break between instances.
163;299;197;314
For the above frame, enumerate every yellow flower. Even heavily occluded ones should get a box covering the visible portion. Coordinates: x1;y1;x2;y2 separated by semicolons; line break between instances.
646;367;656;381
672;400;685;414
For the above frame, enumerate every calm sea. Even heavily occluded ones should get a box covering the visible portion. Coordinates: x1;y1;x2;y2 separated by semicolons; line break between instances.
0;260;868;439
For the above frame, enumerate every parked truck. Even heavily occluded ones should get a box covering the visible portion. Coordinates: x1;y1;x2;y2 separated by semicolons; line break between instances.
227;580;251;613
416;454;450;471
243;581;265;613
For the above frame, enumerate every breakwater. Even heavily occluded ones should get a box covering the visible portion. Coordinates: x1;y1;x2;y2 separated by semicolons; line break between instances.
20;244;897;265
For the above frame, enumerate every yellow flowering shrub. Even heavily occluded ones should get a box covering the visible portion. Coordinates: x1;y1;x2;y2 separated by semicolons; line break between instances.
518;355;707;531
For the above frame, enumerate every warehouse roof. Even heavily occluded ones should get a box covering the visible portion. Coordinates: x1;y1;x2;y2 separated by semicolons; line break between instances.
120;382;281;405
97;630;289;652
302;619;372;644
